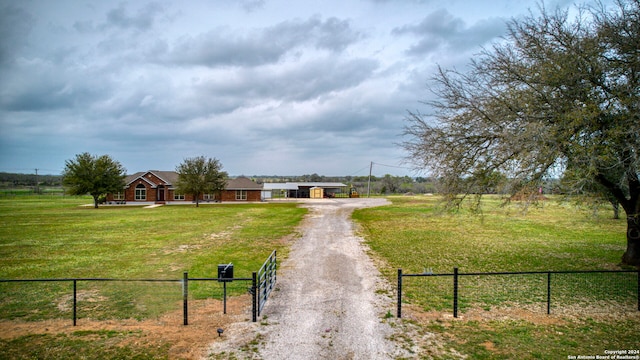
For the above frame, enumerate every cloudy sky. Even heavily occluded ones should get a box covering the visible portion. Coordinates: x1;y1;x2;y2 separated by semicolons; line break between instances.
0;0;605;177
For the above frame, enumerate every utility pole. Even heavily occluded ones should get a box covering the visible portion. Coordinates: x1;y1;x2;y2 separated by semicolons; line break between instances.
34;168;39;194
367;161;372;198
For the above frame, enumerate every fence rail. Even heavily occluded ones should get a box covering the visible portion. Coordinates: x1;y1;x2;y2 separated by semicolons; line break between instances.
0;251;279;325
256;250;277;319
397;268;640;318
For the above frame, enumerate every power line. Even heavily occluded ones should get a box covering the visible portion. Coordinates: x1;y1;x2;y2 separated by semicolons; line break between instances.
0;168;63;174
371;161;412;170
348;165;371;177
367;161;416;197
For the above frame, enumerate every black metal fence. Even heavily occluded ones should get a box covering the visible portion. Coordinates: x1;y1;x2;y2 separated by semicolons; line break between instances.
397;268;640;318
0;251;278;325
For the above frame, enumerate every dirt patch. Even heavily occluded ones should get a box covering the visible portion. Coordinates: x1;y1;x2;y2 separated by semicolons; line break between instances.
163;244;204;254
0;296;252;360
208;231;233;240
463;307;569;326
56;289;108;312
401;303;568;326
481;340;496;351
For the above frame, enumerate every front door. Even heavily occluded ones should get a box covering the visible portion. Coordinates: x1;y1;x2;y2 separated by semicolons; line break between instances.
157;186;165;202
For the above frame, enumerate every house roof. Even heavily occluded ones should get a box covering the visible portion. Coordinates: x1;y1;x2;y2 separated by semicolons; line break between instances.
226;177;262;190
153;171;180;184
261;182;347;191
125;171;261;190
125;172;156;187
125;170;179;188
286;182;347;188
262;183;299;190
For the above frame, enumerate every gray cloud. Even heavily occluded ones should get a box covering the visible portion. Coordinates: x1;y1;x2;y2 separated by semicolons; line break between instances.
0;4;35;65
0;59;108;112
196;57;378;103
105;2;165;31
165;16;361;67
241;0;266;13
71;2;167;34
392;9;506;55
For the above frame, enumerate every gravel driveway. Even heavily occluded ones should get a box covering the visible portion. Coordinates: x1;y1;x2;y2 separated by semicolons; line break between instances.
255;198;409;359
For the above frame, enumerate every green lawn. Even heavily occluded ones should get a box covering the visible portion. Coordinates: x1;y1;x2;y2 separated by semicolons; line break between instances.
0;330;170;360
354;195;639;359
0;196;307;321
354;195;627;274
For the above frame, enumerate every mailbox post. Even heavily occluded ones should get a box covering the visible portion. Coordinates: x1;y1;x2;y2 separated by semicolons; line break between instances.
218;263;234;281
218;263;233;314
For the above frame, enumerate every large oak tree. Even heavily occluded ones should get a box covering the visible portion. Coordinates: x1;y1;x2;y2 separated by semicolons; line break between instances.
402;0;640;265
62;153;126;208
175;156;228;207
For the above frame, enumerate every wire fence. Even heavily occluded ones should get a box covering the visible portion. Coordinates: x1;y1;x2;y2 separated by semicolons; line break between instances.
0;276;253;326
397;268;640;318
0;252;277;325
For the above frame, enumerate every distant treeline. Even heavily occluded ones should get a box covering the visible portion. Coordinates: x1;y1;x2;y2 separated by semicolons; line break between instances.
0;172;63;188
0;171;570;197
251;173;565;196
0;171;436;195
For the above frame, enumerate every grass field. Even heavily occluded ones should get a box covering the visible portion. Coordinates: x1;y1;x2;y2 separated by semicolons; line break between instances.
0;196;307;322
2;195;639;359
353;195;640;359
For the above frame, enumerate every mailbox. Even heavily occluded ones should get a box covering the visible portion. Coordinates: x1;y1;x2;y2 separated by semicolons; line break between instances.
218;263;234;282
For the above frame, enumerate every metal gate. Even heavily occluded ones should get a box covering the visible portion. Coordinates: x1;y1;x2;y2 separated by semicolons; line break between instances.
255;250;277;320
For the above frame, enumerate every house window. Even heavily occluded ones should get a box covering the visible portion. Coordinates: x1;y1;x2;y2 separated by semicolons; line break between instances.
236;190;247;200
135;184;146;200
204;194;213;201
174;194;185;200
113;192;124;200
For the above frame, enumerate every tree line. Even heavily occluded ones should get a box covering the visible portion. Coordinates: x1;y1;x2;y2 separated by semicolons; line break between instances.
0;172;62;188
1;169;608;199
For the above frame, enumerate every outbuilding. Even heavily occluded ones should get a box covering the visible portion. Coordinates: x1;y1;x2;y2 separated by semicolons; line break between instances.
310;187;324;199
262;182;348;199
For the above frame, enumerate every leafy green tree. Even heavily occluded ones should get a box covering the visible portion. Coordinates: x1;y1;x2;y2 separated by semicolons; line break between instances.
402;1;640;265
381;174;401;194
175;156;228;207
62;153;126;208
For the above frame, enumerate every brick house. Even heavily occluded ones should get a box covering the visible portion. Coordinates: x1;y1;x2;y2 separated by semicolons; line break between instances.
106;170;262;204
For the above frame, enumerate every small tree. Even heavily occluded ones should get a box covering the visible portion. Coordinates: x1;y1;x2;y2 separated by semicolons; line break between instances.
381;174;401;194
62;153;126;208
175;156;228;207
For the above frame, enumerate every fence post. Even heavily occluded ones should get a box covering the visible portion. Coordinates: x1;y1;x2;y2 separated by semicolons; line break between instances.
453;267;459;318
547;272;551;315
223;281;227;314
183;272;188;326
73;280;77;326
252;271;258;322
397;268;402;318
